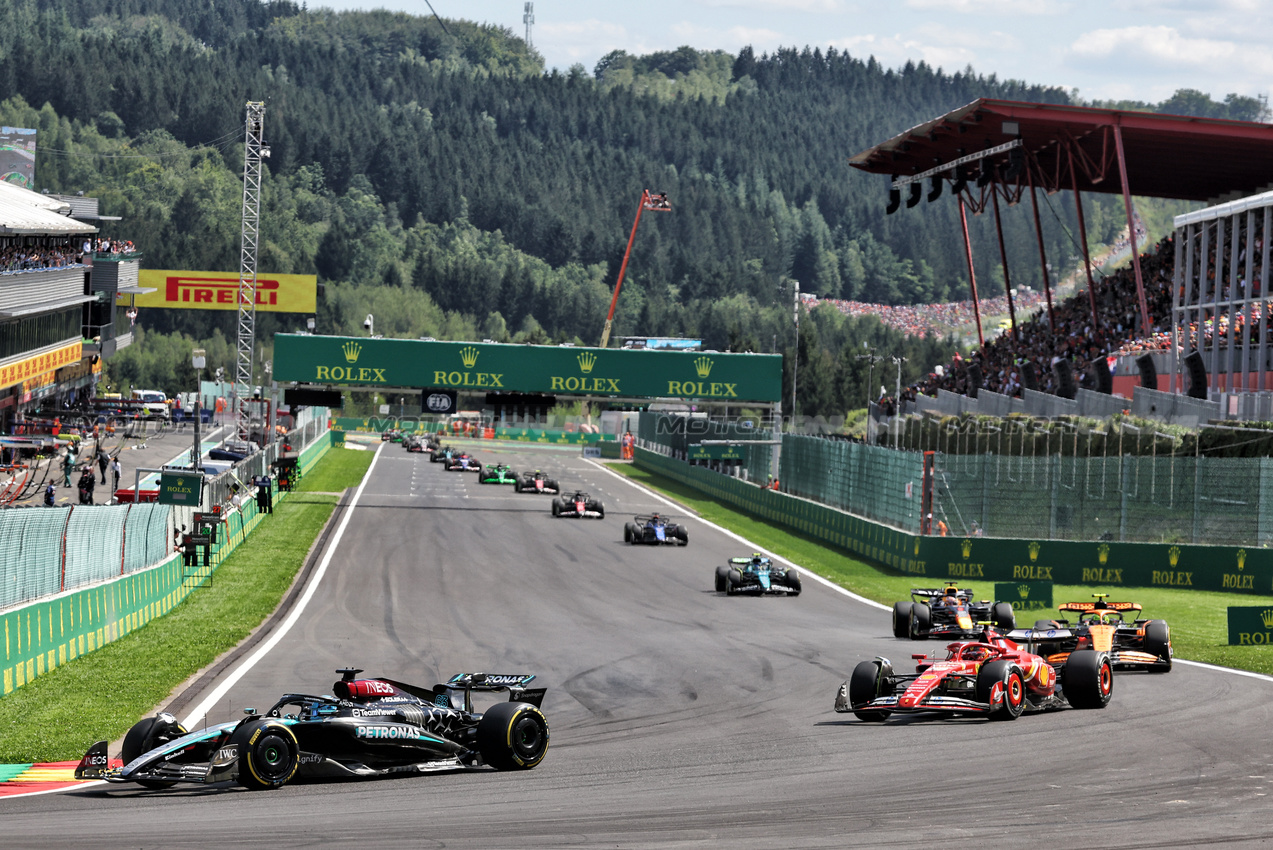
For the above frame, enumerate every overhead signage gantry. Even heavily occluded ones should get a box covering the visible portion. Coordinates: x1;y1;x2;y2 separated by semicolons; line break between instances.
273;335;783;404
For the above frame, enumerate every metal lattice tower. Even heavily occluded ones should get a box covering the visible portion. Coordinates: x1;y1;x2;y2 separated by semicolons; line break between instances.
234;101;266;441
523;2;534;48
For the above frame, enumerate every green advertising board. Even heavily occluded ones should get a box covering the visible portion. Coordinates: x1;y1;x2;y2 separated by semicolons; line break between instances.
158;472;203;506
687;444;746;461
994;581;1054;614
274;335;782;402
1227;607;1273;645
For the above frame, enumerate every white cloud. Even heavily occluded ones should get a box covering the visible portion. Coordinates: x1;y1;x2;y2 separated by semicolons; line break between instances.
904;0;1064;13
1069;25;1273;74
668;22;786;52
535;19;632;65
694;0;844;10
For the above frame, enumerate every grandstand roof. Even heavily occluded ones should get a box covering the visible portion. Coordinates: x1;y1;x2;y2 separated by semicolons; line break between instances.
849;98;1273;203
0;181;96;235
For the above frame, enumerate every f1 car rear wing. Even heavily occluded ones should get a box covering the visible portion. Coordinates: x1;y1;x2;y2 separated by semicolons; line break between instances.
911;587;974;602
438;673;546;712
1006;626;1076;649
633;514;677;523
1057;601;1142;613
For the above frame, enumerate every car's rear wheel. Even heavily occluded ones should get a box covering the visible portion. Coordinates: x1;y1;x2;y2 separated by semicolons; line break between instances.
847;660;894;721
677;527;689;546
237;721;300;790
726;569;742;595
976;660;1024;720
477;702;549;770
122;714;189;789
624;524;635;543
1144;620;1172;672
992;602;1016;632
714;565;729;592
909;602;931;640
892;602;913;638
595;505;604;519
1063;649;1114;709
551;502;560;517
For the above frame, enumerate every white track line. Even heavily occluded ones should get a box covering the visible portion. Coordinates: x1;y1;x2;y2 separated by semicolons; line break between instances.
181;441;386;728
584;459;889;612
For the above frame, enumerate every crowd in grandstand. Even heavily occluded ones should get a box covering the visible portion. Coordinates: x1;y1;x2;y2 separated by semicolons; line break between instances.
872;236;1178;406
0;236;137;275
811;290;1049;340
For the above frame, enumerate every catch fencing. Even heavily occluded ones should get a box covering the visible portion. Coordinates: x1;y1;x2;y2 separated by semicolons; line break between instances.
639;412;1269;546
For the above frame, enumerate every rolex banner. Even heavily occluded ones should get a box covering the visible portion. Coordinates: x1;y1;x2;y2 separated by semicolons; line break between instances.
994;581;1053;613
1228;607;1273;645
274;335;783;403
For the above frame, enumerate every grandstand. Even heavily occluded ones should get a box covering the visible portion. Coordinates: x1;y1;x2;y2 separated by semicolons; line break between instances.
849;97;1273;424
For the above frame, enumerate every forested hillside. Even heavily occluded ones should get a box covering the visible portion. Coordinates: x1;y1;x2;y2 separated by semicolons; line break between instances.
0;0;1243;417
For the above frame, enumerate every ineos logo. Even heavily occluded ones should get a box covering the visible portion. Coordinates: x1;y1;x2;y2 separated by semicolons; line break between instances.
426;393;453;412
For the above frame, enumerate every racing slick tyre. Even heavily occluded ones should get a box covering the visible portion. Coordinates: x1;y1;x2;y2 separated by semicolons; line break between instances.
725;568;743;595
514;480;522;492
595;505;604;519
1143;620;1172;673
624;523;637;543
992;602;1016;632
551;501;561;517
847;660;894;721
477;702;549;770
785;570;801;596
1062;650;1114;709
715;565;730;593
676;527;689;546
121;714;189;789
892;602;913;638
237;720;300;790
908;602;932;640
976;660;1025;720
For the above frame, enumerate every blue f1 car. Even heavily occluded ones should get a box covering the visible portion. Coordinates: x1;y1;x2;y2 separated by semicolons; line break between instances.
623;514;688;545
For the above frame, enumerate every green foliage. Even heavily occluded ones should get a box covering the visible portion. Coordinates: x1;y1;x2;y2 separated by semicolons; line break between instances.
0;4;1242;417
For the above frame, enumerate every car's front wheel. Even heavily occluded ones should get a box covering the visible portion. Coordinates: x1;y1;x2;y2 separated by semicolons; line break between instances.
236;720;300;790
846;660;894;721
976;659;1025;720
122;714;189;789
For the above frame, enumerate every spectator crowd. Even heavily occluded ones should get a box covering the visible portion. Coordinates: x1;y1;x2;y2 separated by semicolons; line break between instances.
0;236;137;275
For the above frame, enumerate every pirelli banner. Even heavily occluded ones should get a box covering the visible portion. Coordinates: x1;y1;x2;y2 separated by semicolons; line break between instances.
127;270;318;313
274;335;783;403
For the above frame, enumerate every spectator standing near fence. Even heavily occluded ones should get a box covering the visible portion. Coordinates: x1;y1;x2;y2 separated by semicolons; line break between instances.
111;456;121;492
96;447;109;484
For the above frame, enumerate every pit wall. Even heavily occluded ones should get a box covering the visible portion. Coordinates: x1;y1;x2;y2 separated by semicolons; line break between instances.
0;428;334;698
633;447;1271;595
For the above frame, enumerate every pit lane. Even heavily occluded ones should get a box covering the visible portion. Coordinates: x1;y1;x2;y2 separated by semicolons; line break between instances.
7;442;1273;848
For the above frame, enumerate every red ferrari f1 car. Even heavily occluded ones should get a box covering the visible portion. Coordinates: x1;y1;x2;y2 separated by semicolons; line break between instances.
835;627;1113;722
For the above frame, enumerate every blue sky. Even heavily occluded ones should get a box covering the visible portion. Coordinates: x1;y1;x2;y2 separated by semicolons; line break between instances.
310;0;1272;106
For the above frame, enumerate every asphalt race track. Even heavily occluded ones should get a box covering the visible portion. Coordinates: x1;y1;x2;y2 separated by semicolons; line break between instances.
7;443;1273;848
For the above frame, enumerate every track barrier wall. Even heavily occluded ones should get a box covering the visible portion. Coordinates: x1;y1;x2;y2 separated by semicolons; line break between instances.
632;445;1273;597
0;421;333;697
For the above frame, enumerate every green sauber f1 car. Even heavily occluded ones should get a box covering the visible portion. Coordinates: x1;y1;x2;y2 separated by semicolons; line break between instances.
479;463;519;484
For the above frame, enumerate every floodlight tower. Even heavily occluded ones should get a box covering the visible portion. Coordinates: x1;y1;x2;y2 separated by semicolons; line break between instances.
234;101;267;441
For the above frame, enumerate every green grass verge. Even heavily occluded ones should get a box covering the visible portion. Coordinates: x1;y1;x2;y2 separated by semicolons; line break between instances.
610;463;1273;676
0;446;374;763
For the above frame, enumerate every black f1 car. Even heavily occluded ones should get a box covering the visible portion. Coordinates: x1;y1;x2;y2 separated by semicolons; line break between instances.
75;669;549;791
1030;594;1172;672
551;491;604;518
430;445;456;463
891;585;1015;640
623;514;688;545
714;554;800;595
515;470;559;494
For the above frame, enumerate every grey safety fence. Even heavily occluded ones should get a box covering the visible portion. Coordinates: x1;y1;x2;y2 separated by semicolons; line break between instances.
778;434;925;534
930;451;1273;546
0;502;175;611
638;413;773;482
